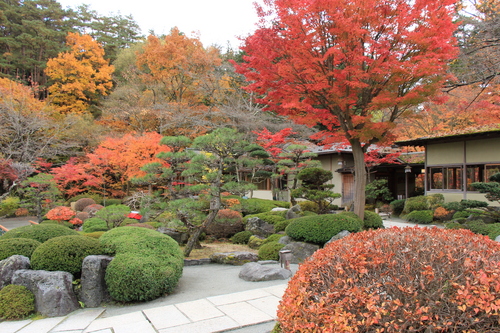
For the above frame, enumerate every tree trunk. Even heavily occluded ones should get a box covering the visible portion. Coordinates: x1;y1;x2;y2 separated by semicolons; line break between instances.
351;141;367;221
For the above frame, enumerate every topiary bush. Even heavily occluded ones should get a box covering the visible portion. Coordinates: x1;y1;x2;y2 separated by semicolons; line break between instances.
31;235;103;275
239;198;289;216
389;199;405;217
1;224;79;243
362;210;384;229
258;241;285;261
298;200;319;213
402;195;428;214
243;211;287;225
99;227;183;302
0;238;41;260
433;206;454;221
82;204;104;217
406;210;434;224
83;231;106;239
230;230;253;244
125;223;155;229
0;284;35;320
82;217;108;233
205;209;244;239
285;214;362;246
74;198;96;212
277;227;500;332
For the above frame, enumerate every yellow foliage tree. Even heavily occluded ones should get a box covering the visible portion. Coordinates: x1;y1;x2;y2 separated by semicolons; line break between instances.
45;32;114;115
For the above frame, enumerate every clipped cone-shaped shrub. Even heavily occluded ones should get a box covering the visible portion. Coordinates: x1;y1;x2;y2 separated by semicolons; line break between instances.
278;227;500;332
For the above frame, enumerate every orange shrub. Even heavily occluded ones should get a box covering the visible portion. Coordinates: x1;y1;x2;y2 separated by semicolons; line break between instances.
223;198;241;208
433;206;453;221
205;209;244;239
46;206;75;223
15;208;29;217
278;227;500;332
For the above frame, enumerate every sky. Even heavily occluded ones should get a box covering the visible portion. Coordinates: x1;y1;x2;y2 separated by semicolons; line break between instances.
57;0;264;49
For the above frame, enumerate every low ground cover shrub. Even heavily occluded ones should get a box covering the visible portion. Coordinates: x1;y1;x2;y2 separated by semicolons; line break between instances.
31;235;103;275
274;219;292;232
230;231;253;244
402;194;444;215
243;211;286;225
362;210;384;229
262;234;284;245
285;214;362;246
238;198;289;216
1;224;79;243
99;227;183;302
0;196;20;217
0;284;35;320
258;241;285;260
277;227;500;332
406;210;434;224
0;238;41;260
390;199;405;216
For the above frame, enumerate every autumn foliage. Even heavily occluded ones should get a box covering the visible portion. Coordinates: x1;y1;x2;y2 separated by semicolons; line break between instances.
278;227;500;332
45;206;75;224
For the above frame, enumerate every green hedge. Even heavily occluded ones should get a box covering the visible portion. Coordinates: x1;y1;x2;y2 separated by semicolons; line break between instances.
1;224;79;243
239;198;289;216
31;235;103;275
0;285;35;319
406;210;434;224
243;211;287;225
82;217;108;233
99;227;184;302
285;214;362;246
0;238;41;260
258;241;285;261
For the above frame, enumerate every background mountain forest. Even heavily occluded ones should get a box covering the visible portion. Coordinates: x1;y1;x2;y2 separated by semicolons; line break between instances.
0;0;500;201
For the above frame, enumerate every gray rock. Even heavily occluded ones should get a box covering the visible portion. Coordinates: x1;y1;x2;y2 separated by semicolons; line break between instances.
271;207;288;212
278;235;293;245
286;205;302;220
157;227;189;245
245;217;275;238
495;235;500;243
239;262;292;281
282;242;320;264
80;255;113;308
326;230;351;245
0;255;30;289
12;270;79;317
210;251;258;265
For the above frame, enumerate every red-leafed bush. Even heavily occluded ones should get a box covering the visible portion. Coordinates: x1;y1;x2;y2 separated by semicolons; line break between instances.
82;204;104;217
277;227;500;332
434;206;454;221
46;206;75;224
205;209;244;239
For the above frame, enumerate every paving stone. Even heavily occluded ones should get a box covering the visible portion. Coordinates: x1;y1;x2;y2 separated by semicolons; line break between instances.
16;316;65;333
158;315;240;333
262;284;287;298
52;308;105;331
0;320;32;333
83;311;154;333
218;302;274;326
207;288;271;306
175;298;225;322
143;304;190;329
247;295;281;318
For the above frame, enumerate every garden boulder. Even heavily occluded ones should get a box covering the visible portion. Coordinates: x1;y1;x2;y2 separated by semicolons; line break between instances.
12;269;79;317
245;217;275;238
210;251;258;265
0;255;30;289
239;262;292;281
80;255;113;308
281;242;319;264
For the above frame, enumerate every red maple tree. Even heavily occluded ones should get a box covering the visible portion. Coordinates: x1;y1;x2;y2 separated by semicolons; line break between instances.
236;0;458;218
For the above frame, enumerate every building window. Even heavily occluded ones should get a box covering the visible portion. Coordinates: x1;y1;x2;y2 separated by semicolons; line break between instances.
428;166;462;190
466;165;483;190
486;165;500;181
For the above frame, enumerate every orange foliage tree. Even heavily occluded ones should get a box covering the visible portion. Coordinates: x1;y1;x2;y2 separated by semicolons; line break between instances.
45;32;114;115
236;0;458;219
52;132;169;198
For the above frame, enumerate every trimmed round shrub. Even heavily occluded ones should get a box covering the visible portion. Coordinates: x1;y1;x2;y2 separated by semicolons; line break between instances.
453;210;472;220
230;231;253;244
75;211;89;222
445;222;466;230
262;234;284;245
99;227;183;302
82;217;108;233
83;231;106;239
40;219;73;228
82;204;104;217
285;214;362;246
74;198;96;212
274;219;292;233
363;210;384;229
258;241;285;261
389;199;405;216
442;201;463;212
239;198;289;215
0;196;20;217
406;210;434;224
0;284;35;319
402;195;428;214
465;219;489;235
243;211;287;225
0;238;41;260
433;206;454;221
278;227;500;332
298;200;319;213
205;209;244;239
125;223;155;229
31;235;103;275
248;235;265;249
1;224;79;243
486;223;500;240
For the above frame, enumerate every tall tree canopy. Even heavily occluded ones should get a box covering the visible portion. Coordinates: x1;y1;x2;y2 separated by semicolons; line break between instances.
237;0;458;218
45;32;114;115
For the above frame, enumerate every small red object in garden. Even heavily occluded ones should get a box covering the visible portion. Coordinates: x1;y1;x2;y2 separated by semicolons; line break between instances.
127;212;142;220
